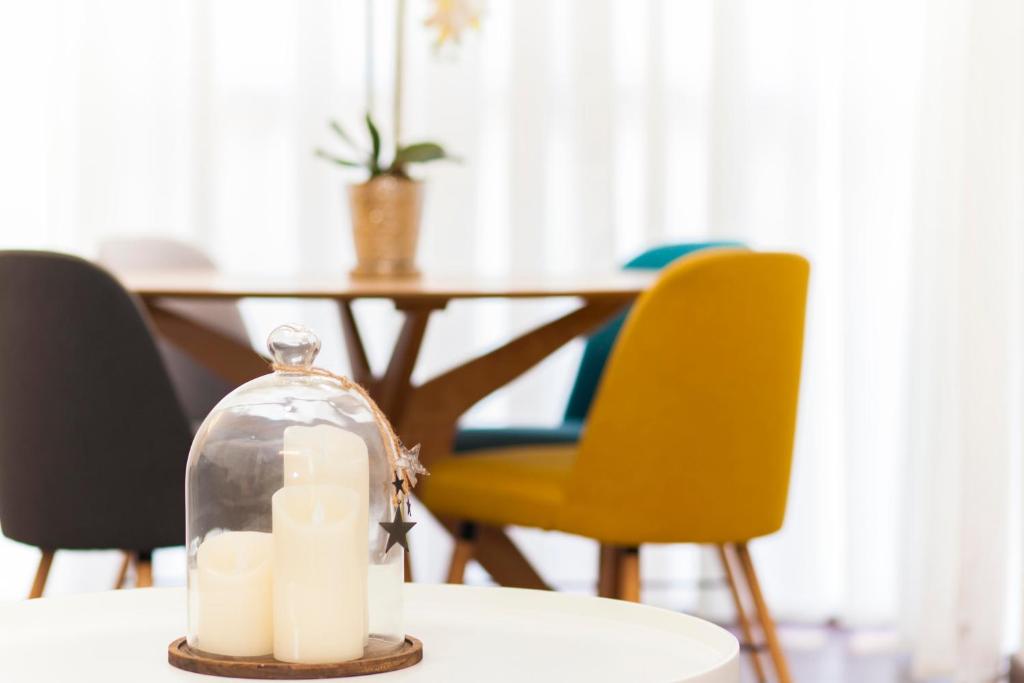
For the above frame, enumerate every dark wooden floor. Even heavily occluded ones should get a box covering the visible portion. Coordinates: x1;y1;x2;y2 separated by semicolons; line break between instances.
467;572;957;681
730;624;947;683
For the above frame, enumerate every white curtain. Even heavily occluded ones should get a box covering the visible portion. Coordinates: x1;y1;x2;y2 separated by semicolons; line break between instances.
902;0;1023;679
1;0;1022;678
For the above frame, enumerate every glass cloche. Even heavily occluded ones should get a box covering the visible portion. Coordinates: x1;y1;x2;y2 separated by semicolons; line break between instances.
184;324;418;664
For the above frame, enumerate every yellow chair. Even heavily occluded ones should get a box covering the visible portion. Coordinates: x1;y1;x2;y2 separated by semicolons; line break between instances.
419;250;809;683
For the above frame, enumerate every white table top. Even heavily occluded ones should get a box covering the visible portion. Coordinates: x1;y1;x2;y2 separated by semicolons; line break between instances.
0;584;739;683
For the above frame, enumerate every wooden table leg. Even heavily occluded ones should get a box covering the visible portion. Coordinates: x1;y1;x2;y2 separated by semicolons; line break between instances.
345;302;439;583
337;299;626;590
375;305;434;419
442;521;548;589
395;299;628;589
146;295;630;592
397;299;627;464
146;302;268;385
337;301;374;389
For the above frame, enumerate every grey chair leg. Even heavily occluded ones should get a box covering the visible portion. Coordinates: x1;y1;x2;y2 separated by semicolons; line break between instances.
114;551;132;589
135;549;153;588
29;548;55;599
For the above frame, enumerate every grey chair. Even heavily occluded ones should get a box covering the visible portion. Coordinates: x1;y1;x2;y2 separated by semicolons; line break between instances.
0;251;192;596
98;237;250;426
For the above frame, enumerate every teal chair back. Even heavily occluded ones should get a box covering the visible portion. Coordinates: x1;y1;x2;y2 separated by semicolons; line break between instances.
452;240;743;452
562;241;743;422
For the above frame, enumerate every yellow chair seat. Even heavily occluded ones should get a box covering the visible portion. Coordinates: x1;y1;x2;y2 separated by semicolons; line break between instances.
418;446;577;530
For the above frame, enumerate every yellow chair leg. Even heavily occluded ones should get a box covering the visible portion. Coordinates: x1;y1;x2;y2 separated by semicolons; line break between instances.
29;549;55;599
446;522;477;584
718;544;768;683
135;550;153;588
597;545;621;598
736;542;792;683
616;547;640;602
447;541;474;584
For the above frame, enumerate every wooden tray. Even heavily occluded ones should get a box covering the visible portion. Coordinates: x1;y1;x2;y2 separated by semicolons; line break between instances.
168;636;423;679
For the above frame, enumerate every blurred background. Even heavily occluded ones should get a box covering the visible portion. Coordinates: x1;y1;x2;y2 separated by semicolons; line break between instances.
1;1;1022;680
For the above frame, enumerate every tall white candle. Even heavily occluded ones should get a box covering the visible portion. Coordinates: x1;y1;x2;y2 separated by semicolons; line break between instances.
282;424;370;641
272;484;366;663
282;424;369;492
192;531;274;657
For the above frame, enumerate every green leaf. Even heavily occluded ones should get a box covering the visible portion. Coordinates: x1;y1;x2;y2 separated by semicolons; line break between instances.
329;120;360;152
394;142;448;165
314;148;362;168
365;113;382;173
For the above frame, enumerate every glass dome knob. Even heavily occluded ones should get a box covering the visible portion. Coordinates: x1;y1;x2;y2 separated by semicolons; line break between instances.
268;324;321;368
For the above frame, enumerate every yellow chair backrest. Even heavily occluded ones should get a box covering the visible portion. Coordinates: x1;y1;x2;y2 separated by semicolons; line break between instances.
557;250;810;544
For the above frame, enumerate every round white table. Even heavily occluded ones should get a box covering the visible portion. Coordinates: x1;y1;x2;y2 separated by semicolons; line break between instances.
0;584;739;682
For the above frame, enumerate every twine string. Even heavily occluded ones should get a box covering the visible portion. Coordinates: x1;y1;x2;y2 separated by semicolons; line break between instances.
271;363;418;504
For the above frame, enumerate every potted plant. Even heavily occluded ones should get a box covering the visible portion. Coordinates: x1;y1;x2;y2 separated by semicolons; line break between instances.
317;0;476;277
316;114;452;277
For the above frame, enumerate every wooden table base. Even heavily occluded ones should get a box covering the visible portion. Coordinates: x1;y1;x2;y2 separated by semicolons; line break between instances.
167;636;423;679
137;279;642;591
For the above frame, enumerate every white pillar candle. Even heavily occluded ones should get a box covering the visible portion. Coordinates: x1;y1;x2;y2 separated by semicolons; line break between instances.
192;531;274;657
282;424;369;492
272;484;367;663
282;424;370;641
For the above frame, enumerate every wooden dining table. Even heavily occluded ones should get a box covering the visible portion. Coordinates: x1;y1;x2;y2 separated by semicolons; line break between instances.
119;269;653;590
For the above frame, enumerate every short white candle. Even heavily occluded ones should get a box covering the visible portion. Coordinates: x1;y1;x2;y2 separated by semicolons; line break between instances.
367;560;404;641
192;531;274;657
272;484;367;663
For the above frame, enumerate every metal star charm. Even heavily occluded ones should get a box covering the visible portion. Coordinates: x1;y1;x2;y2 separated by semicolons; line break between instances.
380;506;416;553
391;471;405;496
395;444;428;487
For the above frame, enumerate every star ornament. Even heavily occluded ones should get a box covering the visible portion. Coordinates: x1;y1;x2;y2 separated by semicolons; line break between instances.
380;506;417;553
395;444;428;487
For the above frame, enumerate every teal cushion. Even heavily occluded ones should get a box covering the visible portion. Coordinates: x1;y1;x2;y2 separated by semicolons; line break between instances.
453;421;583;453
